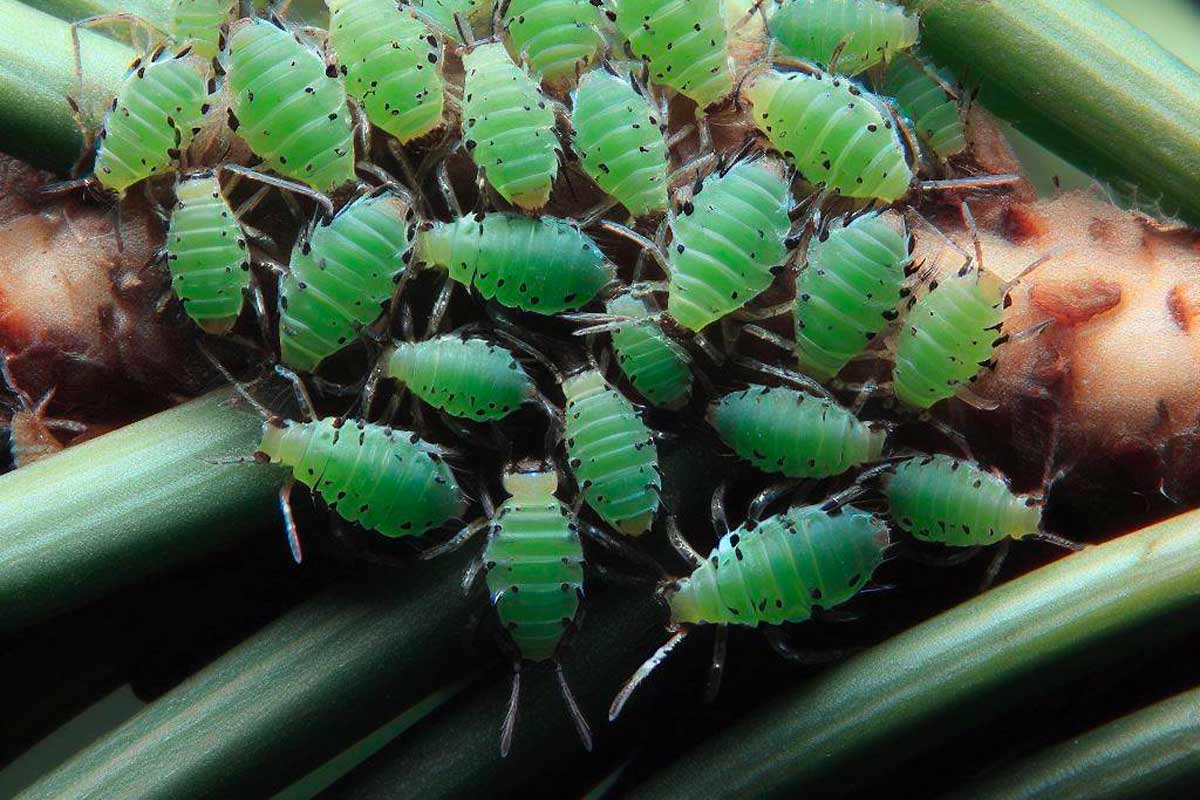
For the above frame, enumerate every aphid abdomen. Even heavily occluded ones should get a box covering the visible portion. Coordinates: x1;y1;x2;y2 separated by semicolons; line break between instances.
562;370;660;536
768;0;919;75
612;0;733;109
893;273;1004;409
170;0;236;59
881;54;967;160
885;454;1041;546
416;0;490;43
707;385;886;478
669;503;889;626
461;43;559;210
328;0;446;145
278;191;413;372
259;418;466;537
571;70;669;218
416;214;615;314
485;471;584;662
607;294;693;410
667;159;791;331
94;51;209;195
503;0;604;85
225;20;356;192
744;70;913;202
387;336;535;421
165;172;250;334
794;212;911;381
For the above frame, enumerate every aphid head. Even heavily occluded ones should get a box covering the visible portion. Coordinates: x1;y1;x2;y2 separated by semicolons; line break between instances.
502;459;559;500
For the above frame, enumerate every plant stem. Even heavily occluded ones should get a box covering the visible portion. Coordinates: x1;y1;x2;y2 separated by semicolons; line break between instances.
628;508;1200;798
0;389;286;637
24;0;171;31
902;0;1200;225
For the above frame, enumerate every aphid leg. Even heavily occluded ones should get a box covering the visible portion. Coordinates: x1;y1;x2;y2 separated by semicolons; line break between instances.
435;160;464;219
274;365;319;421
577;519;667;580
666;152;718;189
665;516;705;569
849;377;880;416
462;552;488;596
420;516;491;560
763;627;851;665
919;174;1024;193
703;624;728;703
500;662;522;758
383;139;435;218
219;165;335;220
710;480;730;535
978;538;1011;591
589;219;671;277
999;251;1067;297
198;343;274;420
812;608;860;624
278;478;304;564
919;411;975;460
535;390;564;455
609;627;690;722
427;275;456;337
901;541;982;567
578;198;619;229
556;661;594;753
691;331;726;367
748;480;806;522
1031;532;1085;552
732;355;834;400
248;270;276;359
739;324;793;354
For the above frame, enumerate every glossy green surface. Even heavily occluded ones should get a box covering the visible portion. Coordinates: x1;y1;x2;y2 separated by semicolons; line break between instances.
387;336;534;421
880;53;967;160
612;0;732;109
503;0;604;84
169;0;235;58
607;294;692;410
769;0;918;75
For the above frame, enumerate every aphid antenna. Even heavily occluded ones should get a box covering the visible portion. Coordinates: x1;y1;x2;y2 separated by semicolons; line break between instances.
556;660;594;753
219;164;336;220
609;626;691;722
731;354;835;401
999;246;1069;297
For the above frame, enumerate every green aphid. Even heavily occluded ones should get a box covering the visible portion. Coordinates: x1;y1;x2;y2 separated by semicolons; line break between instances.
606;294;693;410
503;0;605;86
385;336;538;421
169;0;237;59
880;53;968;161
415;0;491;43
768;0;919;76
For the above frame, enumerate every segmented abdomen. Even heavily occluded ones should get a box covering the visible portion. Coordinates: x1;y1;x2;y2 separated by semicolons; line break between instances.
572;69;669;218
225;19;356;192
613;0;733;109
794;211;910;381
667;159;791;331
279;191;414;372
881;54;967;160
669;503;889;626
416;213;614;314
607;294;693;410
884;454;1041;546
708;385;885;478
503;0;604;85
893;272;1004;409
165;172;249;334
258;417;465;537
461;43;559;210
768;0;919;75
745;70;913;202
416;0;490;43
387;336;535;421
169;0;236;58
563;370;660;536
328;0;445;145
95;51;208;195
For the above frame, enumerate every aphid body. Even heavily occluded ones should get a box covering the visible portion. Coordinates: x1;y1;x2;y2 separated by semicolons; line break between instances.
169;0;237;59
612;0;733;109
881;54;967;161
225;19;356;192
744;69;913;202
669;503;889;625
562;369;660;536
416;0;490;42
607;294;693;410
386;336;536;421
327;0;446;145
667;159;791;331
416;213;615;315
794;211;911;381
279;190;414;372
571;69;669;218
768;0;919;76
708;385;885;478
164;171;250;334
259;417;466;537
503;0;605;86
883;454;1041;546
461;42;559;210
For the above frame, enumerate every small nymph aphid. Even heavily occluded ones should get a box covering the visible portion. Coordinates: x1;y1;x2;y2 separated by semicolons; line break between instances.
502;0;605;87
766;0;919;75
880;53;968;163
606;294;694;410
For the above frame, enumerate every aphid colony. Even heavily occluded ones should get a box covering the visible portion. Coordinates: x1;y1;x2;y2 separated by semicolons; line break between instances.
38;0;1082;757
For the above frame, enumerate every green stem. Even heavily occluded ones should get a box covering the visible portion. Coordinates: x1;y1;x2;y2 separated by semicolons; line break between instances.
24;0;171;31
954;684;1200;799
902;0;1200;224
0;389;286;636
628;508;1200;798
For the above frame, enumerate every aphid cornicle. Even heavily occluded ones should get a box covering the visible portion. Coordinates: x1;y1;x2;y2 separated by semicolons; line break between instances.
385;336;537;421
415;213;616;315
327;0;446;145
502;0;605;86
606;294;694;410
224;19;356;192
880;54;967;162
708;385;886;478
461;42;560;210
667;158;792;331
168;0;237;59
571;69;670;218
744;68;914;202
793;211;912;381
164;171;251;334
767;0;919;76
278;189;415;373
562;369;661;536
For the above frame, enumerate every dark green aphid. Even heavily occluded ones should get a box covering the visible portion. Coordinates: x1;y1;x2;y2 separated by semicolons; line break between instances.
164;171;250;334
668;158;792;331
767;0;919;76
461;42;559;210
563;369;660;536
224;19;356;192
744;68;914;201
880;53;967;161
278;189;415;373
415;213;615;315
794;211;911;381
169;0;237;59
327;0;446;145
708;385;886;478
385;336;537;421
606;294;693;410
503;0;605;86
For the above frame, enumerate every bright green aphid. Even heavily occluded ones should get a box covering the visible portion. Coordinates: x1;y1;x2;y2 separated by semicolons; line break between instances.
767;0;919;76
385;336;537;421
169;0;236;59
503;0;605;86
606;294;693;410
880;53;968;161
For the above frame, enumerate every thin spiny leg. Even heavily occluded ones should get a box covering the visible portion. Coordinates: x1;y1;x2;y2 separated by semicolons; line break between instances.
703;624;728;703
578;198;619;228
740;323;794;351
427;274;456;336
578;519;667;579
1032;532;1085;552
590;219;671;277
500;663;521;757
747;479;805;522
979;538;1011;591
220;165;335;219
436;160;464;218
462;552;487;596
609;627;689;721
733;355;833;399
274;365;319;421
420;517;491;560
710;480;730;535
920;411;975;460
279;479;303;564
556;661;594;752
665;516;705;569
920;174;1023;193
